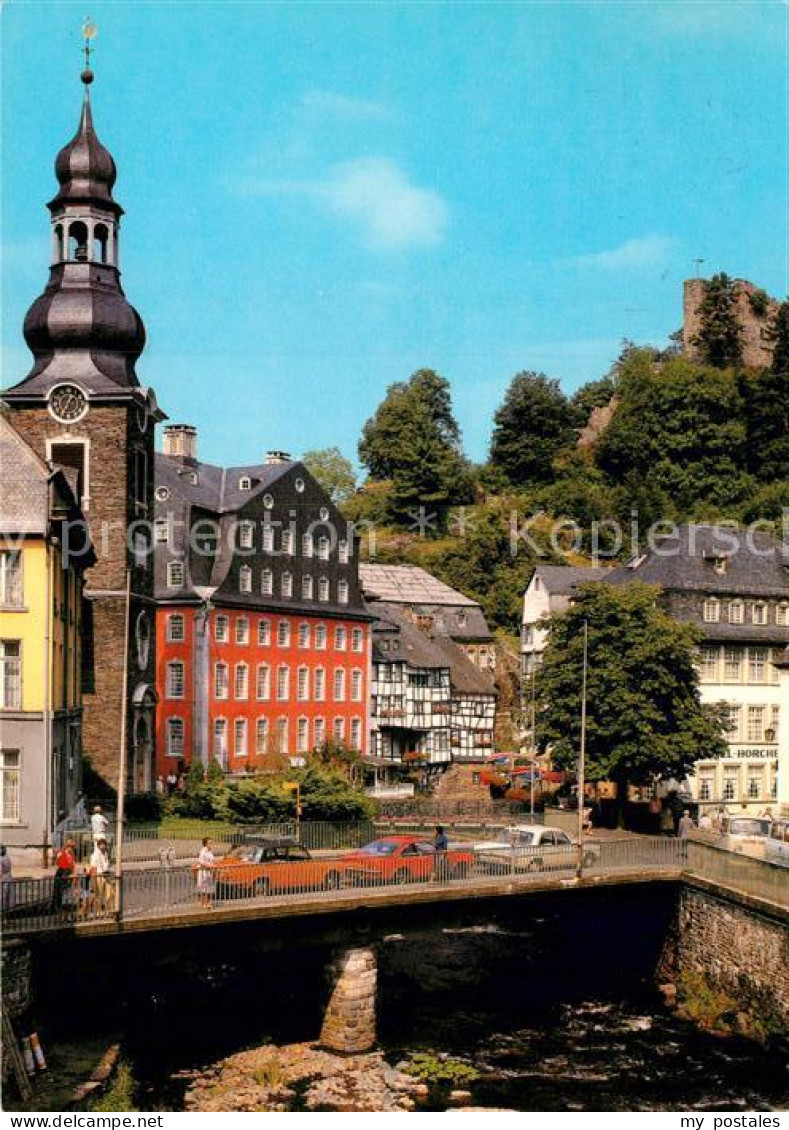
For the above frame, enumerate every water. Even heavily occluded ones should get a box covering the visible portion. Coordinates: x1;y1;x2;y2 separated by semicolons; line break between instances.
27;889;789;1112
389;997;789;1112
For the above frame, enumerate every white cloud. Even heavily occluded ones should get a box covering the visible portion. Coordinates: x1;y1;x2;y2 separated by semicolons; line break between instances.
301;89;393;122
237;158;449;252
570;234;678;271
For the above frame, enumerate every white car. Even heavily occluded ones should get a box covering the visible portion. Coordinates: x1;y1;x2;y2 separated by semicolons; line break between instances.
718;816;771;858
765;820;789;867
474;824;599;874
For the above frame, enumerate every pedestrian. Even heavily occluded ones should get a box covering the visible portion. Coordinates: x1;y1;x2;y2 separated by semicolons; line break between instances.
698;811;713;832
1;846;12;912
714;805;728;833
760;807;774;822
433;825;448;881
582;804;594;833
155;775;165;796
74;791;88;825
177;773;186;792
678;810;695;839
195;838;216;909
52;838;77;912
89;838;113;914
166;772;177;795
91;805;109;846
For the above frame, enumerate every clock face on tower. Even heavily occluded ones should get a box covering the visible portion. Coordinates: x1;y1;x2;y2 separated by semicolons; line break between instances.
49;384;88;424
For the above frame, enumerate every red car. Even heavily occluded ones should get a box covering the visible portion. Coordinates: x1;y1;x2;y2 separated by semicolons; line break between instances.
341;835;474;886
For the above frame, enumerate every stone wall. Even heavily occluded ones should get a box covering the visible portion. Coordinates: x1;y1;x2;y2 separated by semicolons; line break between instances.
683;278;779;370
660;884;789;1032
2;940;32;1019
319;947;377;1054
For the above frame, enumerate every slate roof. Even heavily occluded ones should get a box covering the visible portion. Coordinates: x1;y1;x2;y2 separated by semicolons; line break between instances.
533;564;609;594
371;603;496;697
153;451;369;619
360;563;492;641
606;524;789;598
360;564;477;606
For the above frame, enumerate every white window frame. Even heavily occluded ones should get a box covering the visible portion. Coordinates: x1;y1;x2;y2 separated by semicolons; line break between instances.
277;620;291;648
256;663;270;701
277;664;290;701
0;749;21;822
261;568;273;595
167;560;184;588
167;613;185;643
166;660;185;699
239;565;252;593
166;717;184;758
257;618;271;646
234;662;249;700
215;615;230;643
234;718;248;757
0;641;21;710
214;662;229;700
235;617;250;645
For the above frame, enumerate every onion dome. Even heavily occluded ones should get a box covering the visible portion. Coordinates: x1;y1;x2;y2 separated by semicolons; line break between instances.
48;88;121;214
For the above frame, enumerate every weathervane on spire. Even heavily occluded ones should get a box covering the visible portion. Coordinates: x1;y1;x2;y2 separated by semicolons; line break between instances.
81;16;97;85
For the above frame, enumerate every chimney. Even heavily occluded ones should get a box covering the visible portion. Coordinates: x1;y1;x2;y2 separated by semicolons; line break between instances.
163;425;198;461
265;450;291;465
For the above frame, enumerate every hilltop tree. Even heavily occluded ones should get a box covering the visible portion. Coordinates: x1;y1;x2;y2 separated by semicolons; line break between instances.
302;446;357;503
594;349;748;513
741;301;789;482
535;582;728;825
692;273;744;369
489;371;576;485
358;369;471;526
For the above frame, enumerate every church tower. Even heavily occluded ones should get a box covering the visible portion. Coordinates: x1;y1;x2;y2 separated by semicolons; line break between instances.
2;54;164;795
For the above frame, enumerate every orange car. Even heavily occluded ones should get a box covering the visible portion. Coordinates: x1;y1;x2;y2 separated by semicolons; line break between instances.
341;835;475;886
214;838;343;898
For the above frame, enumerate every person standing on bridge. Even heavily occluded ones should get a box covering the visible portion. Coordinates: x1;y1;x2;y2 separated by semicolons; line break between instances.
91;805;109;847
90;838;113;915
433;825;449;881
196;838;216;909
52;839;77;912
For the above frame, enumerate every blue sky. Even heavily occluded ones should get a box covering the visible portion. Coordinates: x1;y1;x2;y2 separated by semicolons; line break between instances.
2;1;786;470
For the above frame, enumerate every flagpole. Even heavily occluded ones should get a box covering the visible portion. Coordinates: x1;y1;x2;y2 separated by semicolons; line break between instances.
577;620;588;880
114;568;131;918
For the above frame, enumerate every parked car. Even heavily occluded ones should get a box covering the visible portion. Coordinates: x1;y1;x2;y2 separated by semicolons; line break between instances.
765;819;789;867
341;836;475;885
214;837;343;898
718;816;772;858
474;824;599;873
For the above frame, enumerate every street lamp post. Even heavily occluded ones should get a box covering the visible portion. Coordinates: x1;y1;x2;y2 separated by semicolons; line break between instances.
530;659;537;818
576;620;589;880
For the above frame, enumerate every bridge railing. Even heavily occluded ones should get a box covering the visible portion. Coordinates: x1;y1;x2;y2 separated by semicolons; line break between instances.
3;835;785;936
117;821;377;864
685;839;789;909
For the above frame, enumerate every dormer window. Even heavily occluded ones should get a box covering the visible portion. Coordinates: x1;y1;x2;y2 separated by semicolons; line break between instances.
239;565;252;593
238;522;254;550
167;561;184;588
261;568;273;596
702;597;720;624
728;600;744;625
239;476;252;491
752;602;767;626
777;603;789;627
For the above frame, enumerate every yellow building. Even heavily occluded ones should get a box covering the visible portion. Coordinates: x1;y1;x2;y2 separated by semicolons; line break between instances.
0;417;94;845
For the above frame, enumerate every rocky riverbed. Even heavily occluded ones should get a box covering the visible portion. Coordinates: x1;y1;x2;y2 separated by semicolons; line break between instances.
181;1043;425;1112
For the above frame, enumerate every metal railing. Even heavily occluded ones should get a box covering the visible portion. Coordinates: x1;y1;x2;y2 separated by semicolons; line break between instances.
3;833;785;937
116;821;376;864
685;838;789;909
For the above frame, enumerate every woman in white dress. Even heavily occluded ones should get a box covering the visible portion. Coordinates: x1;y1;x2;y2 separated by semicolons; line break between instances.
196;838;216;909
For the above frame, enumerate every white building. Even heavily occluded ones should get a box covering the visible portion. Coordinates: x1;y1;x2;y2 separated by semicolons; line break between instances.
606;525;789;816
521;565;608;678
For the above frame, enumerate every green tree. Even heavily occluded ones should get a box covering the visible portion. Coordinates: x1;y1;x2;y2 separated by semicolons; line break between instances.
595;349;748;513
570;373;617;428
358;369;471;526
692;273;744;369
490;371;576;485
535;582;728;825
302;446;357;503
741;301;789;483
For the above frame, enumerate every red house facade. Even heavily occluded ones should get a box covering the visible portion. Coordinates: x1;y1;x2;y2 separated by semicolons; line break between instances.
153;426;371;776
